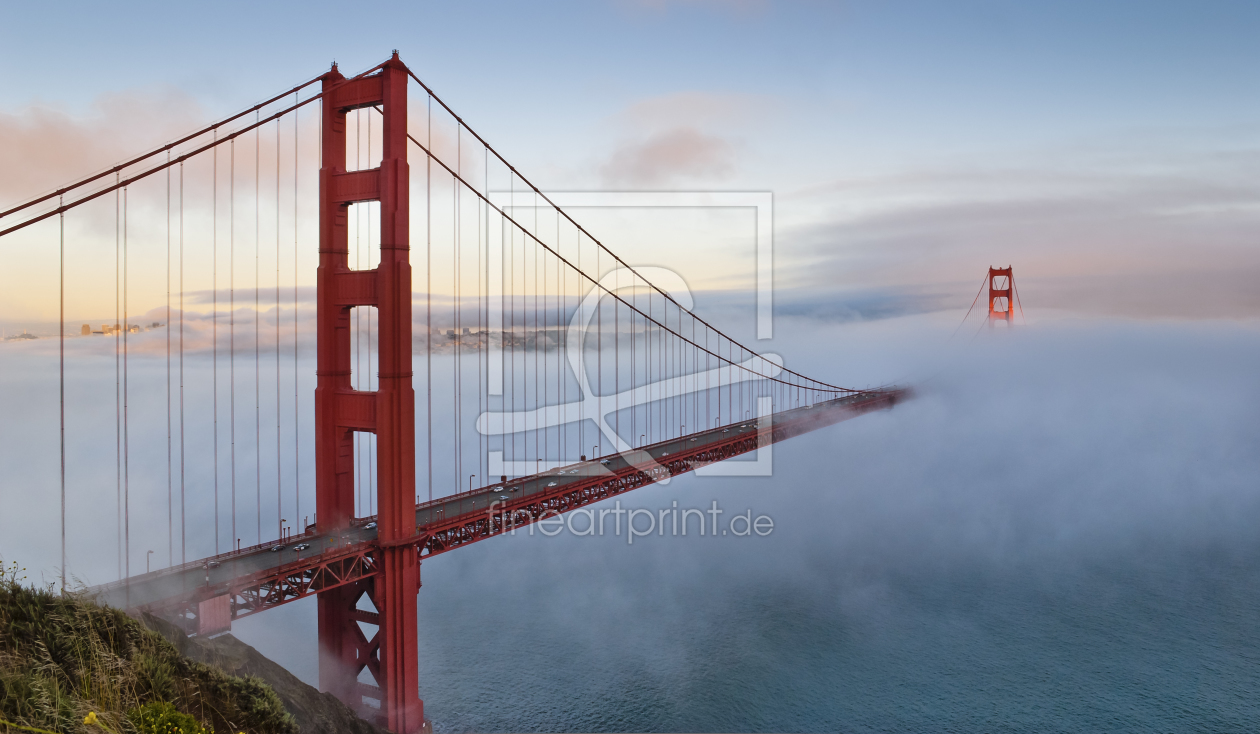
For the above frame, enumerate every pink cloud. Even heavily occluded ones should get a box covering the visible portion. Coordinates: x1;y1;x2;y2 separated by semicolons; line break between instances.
0;88;208;206
600;126;737;186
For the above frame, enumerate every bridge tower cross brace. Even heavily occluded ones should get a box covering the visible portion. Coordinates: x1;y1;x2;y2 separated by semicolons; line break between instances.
315;54;423;732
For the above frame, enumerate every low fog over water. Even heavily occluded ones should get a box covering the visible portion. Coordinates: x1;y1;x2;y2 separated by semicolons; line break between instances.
3;310;1260;731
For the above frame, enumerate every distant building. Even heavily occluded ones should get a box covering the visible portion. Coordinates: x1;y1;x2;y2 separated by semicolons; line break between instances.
81;324;91;335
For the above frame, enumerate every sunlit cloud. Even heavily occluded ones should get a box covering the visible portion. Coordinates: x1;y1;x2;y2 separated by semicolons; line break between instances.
778;156;1260;319
600;127;737;186
0;88;208;205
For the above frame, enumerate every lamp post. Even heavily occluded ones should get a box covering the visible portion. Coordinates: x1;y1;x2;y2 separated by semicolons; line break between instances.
592;445;599;460
146;550;153;574
469;474;476;493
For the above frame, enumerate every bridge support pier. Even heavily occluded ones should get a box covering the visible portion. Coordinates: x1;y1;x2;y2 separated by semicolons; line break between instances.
316;53;424;733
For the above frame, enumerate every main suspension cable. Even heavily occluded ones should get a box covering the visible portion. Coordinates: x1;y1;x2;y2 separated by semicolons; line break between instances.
403;129;828;394
0;62;388;240
402;68;856;395
0;75;326;222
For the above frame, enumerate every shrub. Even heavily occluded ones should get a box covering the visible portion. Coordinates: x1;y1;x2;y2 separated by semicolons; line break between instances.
127;701;207;734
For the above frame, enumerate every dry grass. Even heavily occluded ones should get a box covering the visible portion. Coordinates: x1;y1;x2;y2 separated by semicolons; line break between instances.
0;562;296;734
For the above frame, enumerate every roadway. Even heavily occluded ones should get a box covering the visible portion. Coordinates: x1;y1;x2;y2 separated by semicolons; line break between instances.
88;390;899;614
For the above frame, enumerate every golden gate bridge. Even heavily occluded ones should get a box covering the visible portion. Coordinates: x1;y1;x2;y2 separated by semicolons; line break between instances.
0;53;907;732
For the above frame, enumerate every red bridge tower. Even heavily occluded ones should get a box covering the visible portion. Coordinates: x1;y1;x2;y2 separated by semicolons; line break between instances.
315;53;423;732
988;266;1015;325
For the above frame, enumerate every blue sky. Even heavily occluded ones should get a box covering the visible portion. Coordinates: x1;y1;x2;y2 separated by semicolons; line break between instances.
2;0;1259;317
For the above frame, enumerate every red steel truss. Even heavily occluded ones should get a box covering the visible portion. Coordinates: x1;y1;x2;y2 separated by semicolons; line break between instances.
136;389;905;639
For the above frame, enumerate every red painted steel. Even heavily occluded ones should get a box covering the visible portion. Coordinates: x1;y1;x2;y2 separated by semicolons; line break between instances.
127;389;907;637
197;595;231;636
315;52;423;731
57;53;915;733
988;266;1014;324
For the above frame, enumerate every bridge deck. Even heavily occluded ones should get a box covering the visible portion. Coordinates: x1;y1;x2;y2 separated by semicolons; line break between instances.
87;389;907;630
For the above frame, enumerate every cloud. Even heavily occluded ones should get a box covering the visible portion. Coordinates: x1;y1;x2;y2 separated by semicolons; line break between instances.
597;92;763;186
778;161;1260;319
0;88;208;205
618;91;762;129
600;127;737;186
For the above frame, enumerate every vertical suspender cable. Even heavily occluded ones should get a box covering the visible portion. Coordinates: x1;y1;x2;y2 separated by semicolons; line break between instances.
614;260;618;446
294;93;301;530
534;193;539;465
212;133;220;556
558;212;563;461
569;212;574;459
426;96;432;502
231;138;237;549
166;155;173;565
179;163;186;565
596;236;600;450
115;176;121;580
479;150;486;486
509;177;515;467
276;118;282;538
255;112;262;543
367;117;374;515
59;197;65;593
123;187;130;580
459;134;464;487
355;109;362;517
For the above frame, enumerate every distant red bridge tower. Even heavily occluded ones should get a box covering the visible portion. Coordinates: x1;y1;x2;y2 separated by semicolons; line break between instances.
987;266;1016;325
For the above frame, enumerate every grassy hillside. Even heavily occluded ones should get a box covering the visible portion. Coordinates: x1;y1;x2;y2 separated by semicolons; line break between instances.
0;561;297;734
